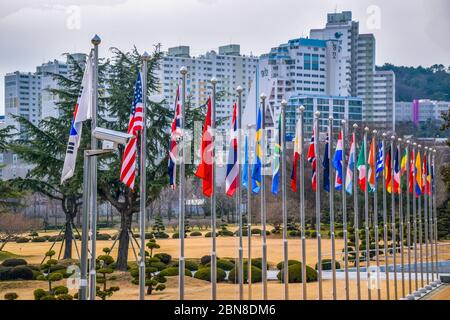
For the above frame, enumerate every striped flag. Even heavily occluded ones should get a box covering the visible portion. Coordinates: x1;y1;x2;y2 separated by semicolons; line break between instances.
357;139;367;192
290;119;301;192
368;137;376;191
307;130;317;192
394;148;400;194
426;156;431;195
271;113;282;195
323;134;330;192
375;141;384;182
251;105;263;194
332;130;344;191
242;134;249;189
61;53;93;184
168;86;181;190
225;103;238;197
385;146;392;194
120;72;144;190
409;149;414;194
195;97;213;197
345;132;356;194
415;151;422;197
422;153;428;195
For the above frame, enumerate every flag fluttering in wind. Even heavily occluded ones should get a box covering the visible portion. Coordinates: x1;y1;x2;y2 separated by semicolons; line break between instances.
415;151;422;197
251;105;263;194
401;150;407;175
271;113;282;195
168;86;181;190
357;139;367;192
385;146;392;194
409;150;415;194
290;119;302;192
195;97;213;197
368;138;376;191
323;134;330;192
376;142;384;182
307;130;317;192
61;54;93;184
345;132;356;194
393;148;400;194
242;134;249;189
422;153;428;195
333;130;344;191
426;156;431;195
225;103;238;197
120;72;144;190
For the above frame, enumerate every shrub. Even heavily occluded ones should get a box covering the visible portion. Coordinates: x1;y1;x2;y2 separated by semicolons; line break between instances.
4;292;18;300
15;237;30;243
9;266;33;280
251;229;262;235
172;232;187;239
228;265;262;283
96;234;111;241
154;253;172;264
218;230;234;237
40;295;56;300
248;258;268;270
336;231;344;238
145;232;154;239
149;261;167;271
216;259;235;271
288;230;300;237
56;294;73;300
48;235;63;242
31;237;47;243
190;231;202;237
315;259;341;271
205;232;218;238
193;267;226;282
154;232;169;239
173;260;199;271
97;255;114;265
53;285;69;295
276;260;301;270
0;266;11;280
159;267;192;277
277;263;318;283
200;255;212;265
1;258;27;267
310;231;317;238
33;289;47;301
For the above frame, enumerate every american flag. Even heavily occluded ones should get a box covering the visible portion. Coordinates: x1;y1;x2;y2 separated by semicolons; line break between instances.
120;73;144;189
307;130;317;192
168;86;182;189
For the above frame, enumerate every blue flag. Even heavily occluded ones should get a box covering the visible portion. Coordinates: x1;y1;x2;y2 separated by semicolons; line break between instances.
251;106;262;194
271;113;281;195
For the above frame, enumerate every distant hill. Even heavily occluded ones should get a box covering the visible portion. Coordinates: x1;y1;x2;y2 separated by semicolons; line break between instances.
376;63;450;102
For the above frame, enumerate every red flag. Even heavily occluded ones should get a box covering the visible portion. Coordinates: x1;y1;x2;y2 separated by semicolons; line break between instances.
409;150;414;194
307;130;316;192
385;147;392;193
195;98;213;197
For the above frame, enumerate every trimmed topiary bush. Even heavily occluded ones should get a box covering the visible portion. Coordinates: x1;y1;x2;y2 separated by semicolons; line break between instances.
315;259;341;271
200;255;212;265
31;237;47;243
159;267;192;277
277;262;318;283
276;260;301;270
218;230;234;237
48;235;63;242
53;285;69;295
205;232;218;238
1;258;27;267
193;267;226;282
228;265;262;283
154;253;172;264
173;260;199;271
9;266;33;280
216;259;235;271
15;237;30;243
33;289;47;300
0;266;11;280
4;292;18;300
190;231;202;237
96;234;111;241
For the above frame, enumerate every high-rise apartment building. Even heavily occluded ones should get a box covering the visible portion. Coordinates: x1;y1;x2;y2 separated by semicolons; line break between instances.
156;44;259;130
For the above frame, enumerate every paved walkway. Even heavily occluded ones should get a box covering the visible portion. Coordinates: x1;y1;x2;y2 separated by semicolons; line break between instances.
422;284;450;300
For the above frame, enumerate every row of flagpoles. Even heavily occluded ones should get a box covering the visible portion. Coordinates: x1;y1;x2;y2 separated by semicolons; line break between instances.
171;66;442;300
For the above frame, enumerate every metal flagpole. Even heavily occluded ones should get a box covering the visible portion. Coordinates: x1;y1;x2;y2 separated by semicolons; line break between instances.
329;117;337;300
405;140;412;294
260;93;268;300
432;149;440;283
314;111;323;300
412;142;418;291
428;150;434;283
423;147;429;285
372;130;381;300
390;135;398;300
247;124;255;300
79;153;91;300
363;127;371;300
299;106;307;300
353;124;361;300
417;145;424;289
138;52;150;300
342;120;350;300
237;86;244;300
179;66;187;300
88;34;100;301
381;133;390;300
281;100;289;300
397;138;405;297
211;78;218;300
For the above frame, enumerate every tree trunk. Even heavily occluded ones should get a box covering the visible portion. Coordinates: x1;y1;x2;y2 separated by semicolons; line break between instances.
116;210;133;271
63;216;73;259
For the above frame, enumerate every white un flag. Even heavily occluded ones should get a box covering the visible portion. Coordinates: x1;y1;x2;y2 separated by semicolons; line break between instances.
61;54;93;184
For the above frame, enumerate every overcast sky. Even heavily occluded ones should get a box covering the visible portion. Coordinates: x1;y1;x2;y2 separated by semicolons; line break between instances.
1;0;449;115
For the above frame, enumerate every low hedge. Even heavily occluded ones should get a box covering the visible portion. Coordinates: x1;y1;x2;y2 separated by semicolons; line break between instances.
173;260;199;271
193;267;226;282
277;263;318;283
96;234;111;241
159;267;192;277
1;258;27;267
218;230;234;237
15;237;30;243
205;232;218;238
228;265;262;283
276;260;301;270
9;266;34;280
315;259;341;271
190;231;202;237
31;237;47;243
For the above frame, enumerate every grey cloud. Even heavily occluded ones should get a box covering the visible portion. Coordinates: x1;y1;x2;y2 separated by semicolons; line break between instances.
0;0;127;19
